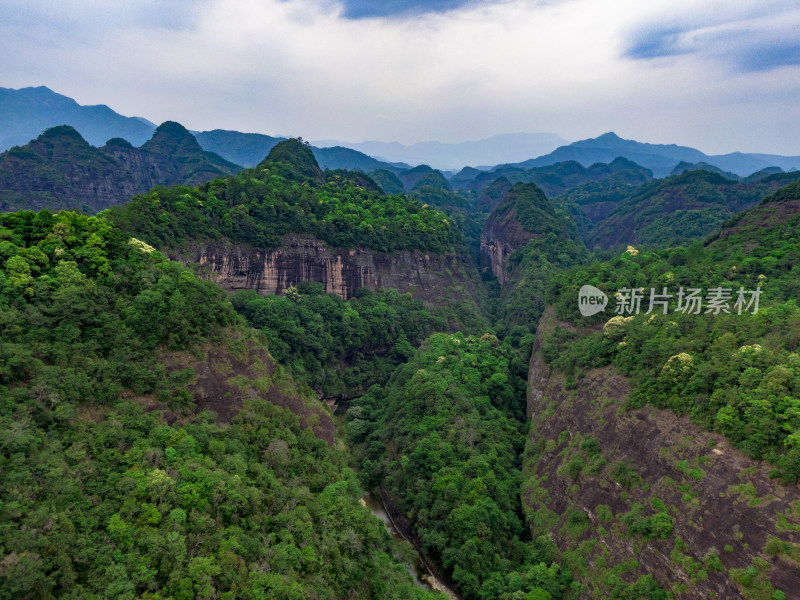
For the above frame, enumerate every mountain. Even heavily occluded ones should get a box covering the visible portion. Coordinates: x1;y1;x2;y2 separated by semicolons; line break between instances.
584;169;800;250
195;129;405;173
0;122;241;213
0;85;155;150
193;129;284;167
0;208;449;599
526;179;800;597
312;132;568;171
507;132;800;178
462;156;653;197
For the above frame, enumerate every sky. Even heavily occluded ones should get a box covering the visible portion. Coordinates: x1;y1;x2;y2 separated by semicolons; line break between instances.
1;0;799;155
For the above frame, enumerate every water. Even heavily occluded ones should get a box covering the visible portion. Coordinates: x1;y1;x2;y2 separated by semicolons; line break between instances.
362;492;459;599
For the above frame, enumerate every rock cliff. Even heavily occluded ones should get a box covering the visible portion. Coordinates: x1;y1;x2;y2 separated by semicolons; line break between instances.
479;191;536;285
172;234;479;303
0;122;241;213
524;307;800;598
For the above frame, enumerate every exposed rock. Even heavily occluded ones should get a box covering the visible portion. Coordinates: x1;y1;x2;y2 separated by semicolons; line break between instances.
479;188;537;285
0;123;241;213
158;329;335;444
525;306;800;598
171;234;478;303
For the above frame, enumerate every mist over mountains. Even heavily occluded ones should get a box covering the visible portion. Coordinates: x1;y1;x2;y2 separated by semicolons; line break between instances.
2;85;799;183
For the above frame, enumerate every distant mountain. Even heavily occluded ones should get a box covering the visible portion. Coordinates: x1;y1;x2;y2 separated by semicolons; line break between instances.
0;122;241;213
312;132;568;171
0;86;155;150
459;156;652;197
194;130;284;167
194;129;404;173
505;132;800;178
584;169;800;250
671;161;741;180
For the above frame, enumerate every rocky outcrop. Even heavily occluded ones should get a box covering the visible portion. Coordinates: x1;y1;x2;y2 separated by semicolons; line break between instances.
525;307;800;598
173;234;478;303
0;122;241;213
159;329;335;444
479;198;535;286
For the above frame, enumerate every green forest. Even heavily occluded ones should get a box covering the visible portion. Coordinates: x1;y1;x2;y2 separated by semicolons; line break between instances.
105;140;460;254
544;181;800;482
2;137;800;600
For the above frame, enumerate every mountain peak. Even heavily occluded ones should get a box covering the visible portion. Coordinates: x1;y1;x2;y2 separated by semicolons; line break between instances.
596;132;623;141
259;138;324;183
37;125;87;142
142;121;203;155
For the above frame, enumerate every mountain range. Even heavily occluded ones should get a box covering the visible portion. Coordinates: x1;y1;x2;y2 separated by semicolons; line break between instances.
6;85;797;178
0;122;240;213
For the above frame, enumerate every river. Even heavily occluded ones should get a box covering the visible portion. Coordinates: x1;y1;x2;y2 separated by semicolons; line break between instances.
361;492;459;600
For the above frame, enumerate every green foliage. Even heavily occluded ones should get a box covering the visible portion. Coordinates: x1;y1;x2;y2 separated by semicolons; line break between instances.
620;504;674;539
0;208;445;600
105;143;460;254
545;181;800;480
232;283;447;396
349;333;570;599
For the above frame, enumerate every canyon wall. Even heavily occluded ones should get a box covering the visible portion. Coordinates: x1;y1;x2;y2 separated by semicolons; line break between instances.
171;234;478;303
524;307;800;598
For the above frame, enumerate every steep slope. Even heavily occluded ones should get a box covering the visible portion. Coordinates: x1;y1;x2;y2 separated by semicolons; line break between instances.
0;85;155;150
0;123;242;213
586;170;800;250
0;126;138;212
106;139;484;308
479;182;582;286
524;181;800;597
525;308;800;599
0;209;445;599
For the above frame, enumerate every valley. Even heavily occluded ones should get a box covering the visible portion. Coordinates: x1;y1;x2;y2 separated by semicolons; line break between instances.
1;123;800;600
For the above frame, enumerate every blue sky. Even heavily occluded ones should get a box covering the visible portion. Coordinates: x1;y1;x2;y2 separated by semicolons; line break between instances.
1;0;798;154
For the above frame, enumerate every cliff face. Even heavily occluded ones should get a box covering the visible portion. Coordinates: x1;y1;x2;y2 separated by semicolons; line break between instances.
173;234;477;303
525;307;800;598
479;201;535;286
0;123;241;213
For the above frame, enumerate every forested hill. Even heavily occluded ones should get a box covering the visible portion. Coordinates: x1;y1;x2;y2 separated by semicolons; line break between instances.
0;209;446;599
0;123;241;213
546;179;800;480
105;139;461;254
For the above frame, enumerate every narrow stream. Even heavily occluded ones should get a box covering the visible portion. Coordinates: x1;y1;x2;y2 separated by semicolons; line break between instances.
361;492;459;599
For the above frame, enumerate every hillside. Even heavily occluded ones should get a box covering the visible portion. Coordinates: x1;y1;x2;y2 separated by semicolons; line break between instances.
0;85;155;151
510;132;800;178
0;123;241;213
0;208;455;599
521;179;800;596
3;119;800;600
584;169;800;250
460;157;652;198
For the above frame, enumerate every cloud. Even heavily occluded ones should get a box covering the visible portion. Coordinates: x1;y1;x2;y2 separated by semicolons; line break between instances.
623;1;800;73
1;0;799;154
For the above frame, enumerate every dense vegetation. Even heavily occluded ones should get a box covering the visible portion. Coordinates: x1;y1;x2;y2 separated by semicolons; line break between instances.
233;283;447;397
582;169;800;250
544;181;800;481
492;183;590;342
348;333;571;599
105;140;460;254
0;209;444;599
0;123;242;214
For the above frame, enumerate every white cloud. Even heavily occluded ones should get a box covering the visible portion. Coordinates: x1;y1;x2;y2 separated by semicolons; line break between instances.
1;0;798;154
